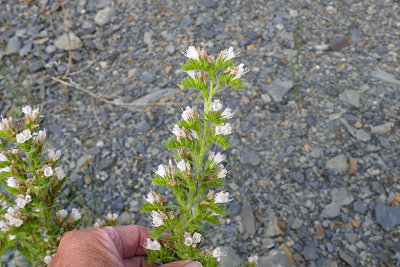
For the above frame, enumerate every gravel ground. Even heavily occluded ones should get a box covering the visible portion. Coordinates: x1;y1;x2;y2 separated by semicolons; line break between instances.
1;0;400;266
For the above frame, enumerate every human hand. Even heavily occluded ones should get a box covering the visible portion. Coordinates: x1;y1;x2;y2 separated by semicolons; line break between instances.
49;225;202;267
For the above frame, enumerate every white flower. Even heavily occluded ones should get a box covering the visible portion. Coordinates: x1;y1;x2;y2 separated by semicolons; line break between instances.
216;165;228;179
154;164;167;177
214;191;232;204
44;166;53;177
143;238;161;250
215;123;233;135
233;63;249;80
55;167;66;180
19;129;32;143
5;207;23;227
185;70;197;79
212;247;225;262
221;108;235;119
171;124;186;140
150;211;164;227
56;209;68;219
9;234;16;240
16;133;26;143
177;160;190;172
22;106;32;116
144;190;156;204
0;152;7;162
47;149;62;161
209;152;224;164
6;177;18;188
15;194;31;209
181;106;196;122
106;213;118;221
184;237;193;246
94;218;104;227
0;220;10;232
22;106;39;121
0;166;10;173
211;99;223;111
193;232;201;243
181;46;199;61
219;47;239;61
248;255;258;265
35;130;46;143
189;129;199;140
70;208;81;221
43;255;52;264
0;117;12;131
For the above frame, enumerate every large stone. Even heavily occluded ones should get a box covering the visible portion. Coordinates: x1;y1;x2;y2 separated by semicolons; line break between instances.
339;90;360;108
370;122;394;135
375;202;400;231
331;188;354;206
326;154;348;173
321;203;341;218
371;68;400;85
94;7;113;26
116;211;133;225
219;246;240;267
54;32;82;50
240;203;256;235
6;36;22;55
265;80;293;102
240;150;261;166
259;246;295;267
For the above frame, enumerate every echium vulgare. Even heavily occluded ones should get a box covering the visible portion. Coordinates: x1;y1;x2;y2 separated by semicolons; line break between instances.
141;46;249;266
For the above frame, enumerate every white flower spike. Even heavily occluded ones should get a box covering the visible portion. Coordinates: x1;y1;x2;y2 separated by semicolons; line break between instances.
143;238;161;250
214;191;232;204
181;46;199;61
150;211;164;227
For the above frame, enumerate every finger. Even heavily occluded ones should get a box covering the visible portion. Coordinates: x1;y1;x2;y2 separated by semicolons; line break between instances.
102;225;151;258
161;260;203;267
122;256;158;267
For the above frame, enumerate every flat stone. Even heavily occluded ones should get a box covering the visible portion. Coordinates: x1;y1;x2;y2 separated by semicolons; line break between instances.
265;80;293;102
116;211;133;225
136;119;151;132
75;154;95;171
219;246;240;267
331;188;354;206
180;15;192;28
375;202;400;231
6;36;22;55
329;37;351;51
140;72;156;83
94;7;113;26
19;42;32;57
326;154;348;173
289;171;304;184
352;200;366;214
303;246;318;261
259;246;295;267
261;93;272;103
54;32;82;50
339;90;360;108
355;129;371;142
240;150;261;166
322;259;338;267
239;203;256;235
127;89;177;112
321;202;341;218
371;68;400;85
371;122;394;135
28;61;43;73
349;28;362;45
88;146;101;155
339;250;355;267
143;31;153;46
291;217;303;229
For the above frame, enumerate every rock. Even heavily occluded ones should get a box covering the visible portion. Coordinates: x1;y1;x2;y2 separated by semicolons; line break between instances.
99;157;116;170
72;51;83;61
240;150;261;166
54;32;82;50
75;154;95;171
227;202;241;216
355;129;371;142
205;0;218;8
88;146;101;155
140;72;156;83
371;68;400;85
116;211;133;225
165;45;175;54
291;217;303;229
370;122;394;135
331;188;354;206
136;119;151;132
326;154;348;173
129;200;140;212
239;203;256;235
19;42;32;57
352;200;366;214
339;250;355;267
322;259;338;267
303;246;318;261
127;89;177;112
6;36;22;55
261;93;272;103
329;37;351;51
180;15;192;28
375;202;400;231
321;203;341;218
112;197;125;210
28;61;43;73
143;31;153;46
349;28;362;45
219;246;240;267
289;171;304;184
339;90;360;108
259;246;295;267
264;216;279;238
265;80;293;102
45;45;56;54
94;7;113;26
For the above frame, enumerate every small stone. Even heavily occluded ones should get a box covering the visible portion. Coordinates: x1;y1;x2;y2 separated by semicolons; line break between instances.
112;197;125;210
143;31;153;46
219;246;240;267
339;250;355;267
321;203;341;218
19;42;32;57
99;61;108;69
329;37;351;51
331;187;354;206
322;259;338;267
371;68;400;85
28;61;43;73
291;217;303;229
54;32;82;50
76;154;95;171
289;171;304;184
116;211;133;225
349;28;362;45
259;246;294;267
354;122;362;128
45;45;56;54
180;15;192;28
6;36;22;55
88;146;101;155
72;51;83;61
370;122;394;135
355;129;371;142
165;45;175;54
94;7;113;26
375;202;400;231
99;158;116;170
339;90;360;108
129;200;140;212
140;72;155;83
241;95;250;105
136;119;151;132
164;66;173;75
303;246;318;261
240;150;261;166
205;0;218;8
352;200;366;214
265;80;293;102
349;157;358;175
240;203;256;235
261;93;272;103
326;154;348;173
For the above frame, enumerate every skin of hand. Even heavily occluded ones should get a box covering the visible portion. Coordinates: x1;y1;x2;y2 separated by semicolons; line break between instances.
48;225;202;267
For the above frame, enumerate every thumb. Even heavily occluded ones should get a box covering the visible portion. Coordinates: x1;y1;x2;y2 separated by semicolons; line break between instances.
161;260;203;267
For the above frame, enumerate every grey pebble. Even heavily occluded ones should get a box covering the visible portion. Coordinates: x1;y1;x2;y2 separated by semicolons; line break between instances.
240;150;261;166
6;36;22;55
239;203;256;235
219;246;240;267
136;119;151;132
339;90;360;108
331;187;354;206
180;15;192;28
265;79;293;102
326;154;348;173
95;7;113;26
352;200;366;214
259;246;295;267
321;203;341;218
374;202;400;231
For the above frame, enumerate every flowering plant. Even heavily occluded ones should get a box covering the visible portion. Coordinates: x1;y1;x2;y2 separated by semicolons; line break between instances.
141;46;249;266
0;107;117;265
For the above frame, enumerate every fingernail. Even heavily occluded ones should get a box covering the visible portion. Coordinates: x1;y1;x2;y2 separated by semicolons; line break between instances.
184;261;203;267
